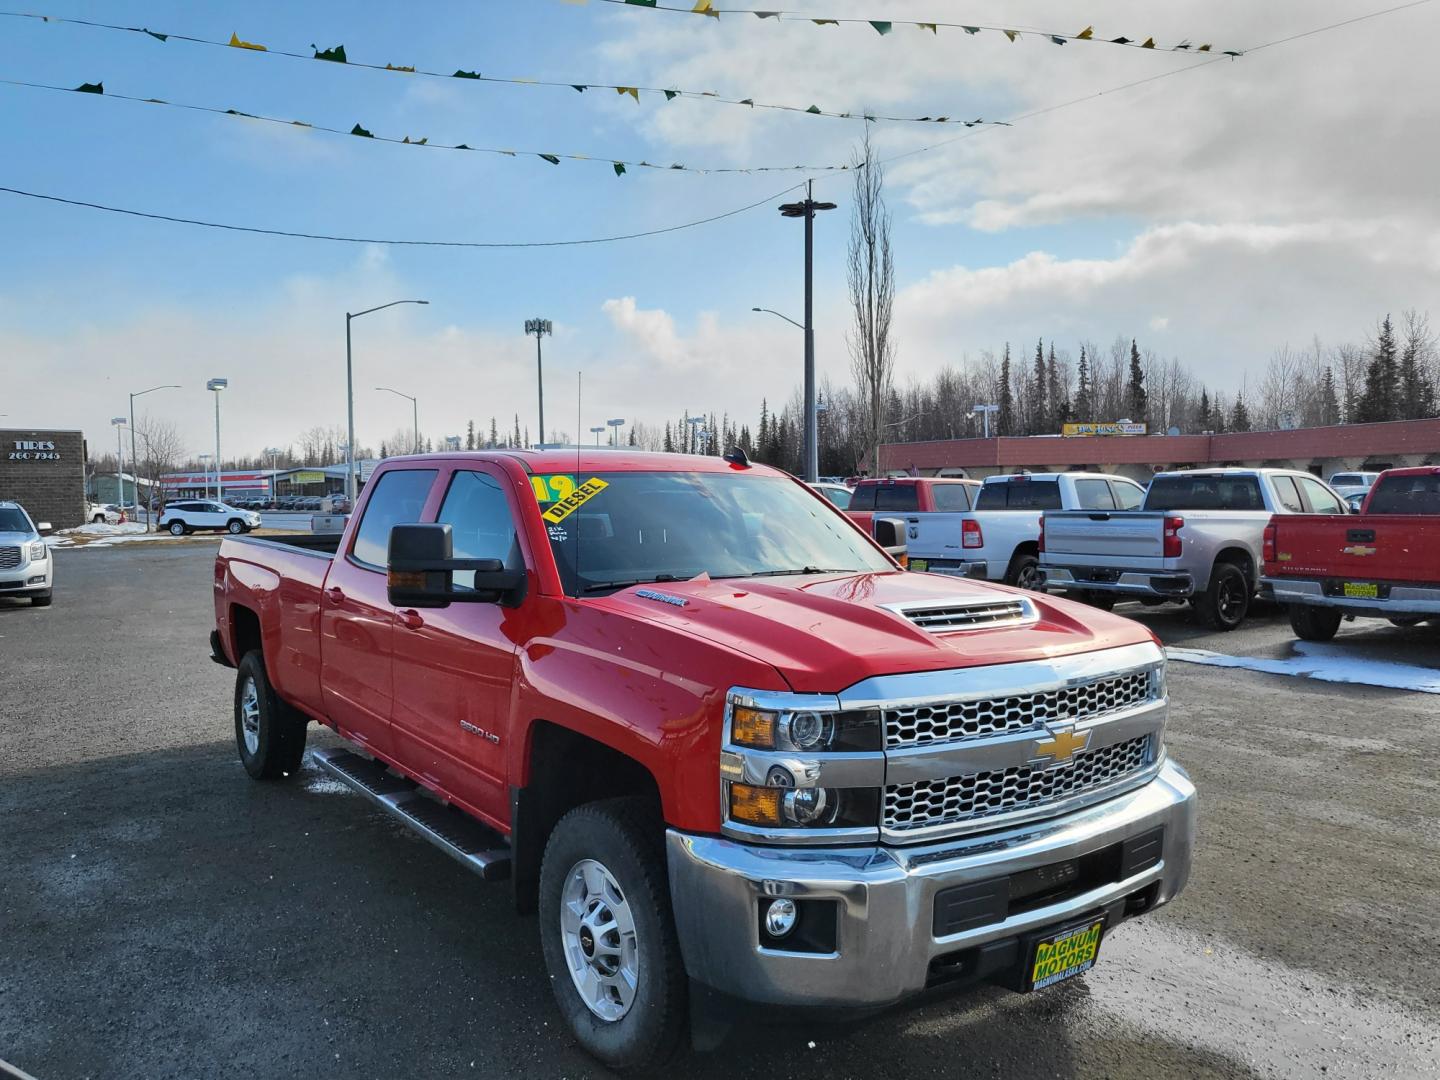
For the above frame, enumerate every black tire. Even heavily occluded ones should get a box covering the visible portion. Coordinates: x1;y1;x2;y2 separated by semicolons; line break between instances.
226;519;246;535
168;521;187;536
1195;562;1251;631
1005;552;1043;591
30;592;53;607
538;798;686;1073
1388;616;1425;629
234;650;307;780
1291;604;1343;641
1084;591;1117;611
91;514;104;524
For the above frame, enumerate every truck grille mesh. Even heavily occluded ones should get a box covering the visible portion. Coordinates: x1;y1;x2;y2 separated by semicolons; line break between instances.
883;735;1153;833
0;546;21;569
885;670;1153;749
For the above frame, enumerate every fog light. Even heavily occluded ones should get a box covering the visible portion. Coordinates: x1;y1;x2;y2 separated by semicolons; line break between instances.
764;898;798;938
27;576;45;585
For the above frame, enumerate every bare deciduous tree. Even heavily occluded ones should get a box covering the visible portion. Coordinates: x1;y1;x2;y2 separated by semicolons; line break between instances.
847;129;896;476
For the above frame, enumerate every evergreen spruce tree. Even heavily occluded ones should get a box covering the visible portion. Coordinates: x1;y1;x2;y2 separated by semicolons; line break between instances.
488;417;499;448
1046;342;1067;426
1126;338;1148;423
997;344;1015;437
1197;388;1212;431
1031;338;1048;434
1398;327;1436;420
1231;394;1251;432
465;420;476;450
1355;316;1399;423
1319;367;1341;427
1074;346;1092;420
663;422;674;453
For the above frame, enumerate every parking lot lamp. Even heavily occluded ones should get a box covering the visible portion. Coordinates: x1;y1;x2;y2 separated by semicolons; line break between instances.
778;181;837;484
110;417;127;510
375;387;420;454
206;378;228;502
589;425;605;446
130;384;180;530
525;319;553;448
347;300;429;502
606;418;625;447
971;403;1000;440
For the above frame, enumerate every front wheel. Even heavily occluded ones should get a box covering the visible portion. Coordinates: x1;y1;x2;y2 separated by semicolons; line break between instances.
226;519;246;535
234;650;307;779
30;592;52;607
1194;563;1251;631
539;799;686;1073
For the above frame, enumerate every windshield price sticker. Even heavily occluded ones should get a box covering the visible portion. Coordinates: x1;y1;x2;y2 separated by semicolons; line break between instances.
535;476;608;524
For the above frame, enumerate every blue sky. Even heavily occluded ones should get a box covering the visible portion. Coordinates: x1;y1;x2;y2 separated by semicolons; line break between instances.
5;1;1437;458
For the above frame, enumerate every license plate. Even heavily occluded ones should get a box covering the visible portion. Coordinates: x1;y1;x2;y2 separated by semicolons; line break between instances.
1343;581;1379;598
910;558;929;572
1029;920;1104;990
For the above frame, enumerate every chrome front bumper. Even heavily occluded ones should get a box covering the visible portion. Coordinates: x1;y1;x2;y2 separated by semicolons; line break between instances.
667;759;1195;1009
0;550;52;594
1041;566;1194;598
1266;577;1440;615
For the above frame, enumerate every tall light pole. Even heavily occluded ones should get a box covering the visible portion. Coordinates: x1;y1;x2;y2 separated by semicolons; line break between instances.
347;299;429;501
606;418;625;447
197;454;212;499
264;447;281;507
779;181;837;484
110;417;127;510
130;384;180;529
525;318;553;448
971;403;1000;440
206;378;228;502
589;425;605;446
375;387;419;454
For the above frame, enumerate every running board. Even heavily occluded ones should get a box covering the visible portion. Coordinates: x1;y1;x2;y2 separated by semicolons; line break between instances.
310;748;511;881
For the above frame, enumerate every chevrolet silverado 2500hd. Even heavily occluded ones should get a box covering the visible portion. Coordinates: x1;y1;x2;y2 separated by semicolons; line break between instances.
1040;468;1347;629
211;449;1195;1071
908;472;1148;589
1263;466;1440;640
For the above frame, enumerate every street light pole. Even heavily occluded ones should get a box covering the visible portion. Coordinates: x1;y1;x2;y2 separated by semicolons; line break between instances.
110;417;127;511
779;182;837;484
589;425;605;446
376;387;420;454
525;318;553;448
346;299;430;501
971;403;1000;440
207;378;228;503
130;384;180;530
264;447;281;508
606;418;625;447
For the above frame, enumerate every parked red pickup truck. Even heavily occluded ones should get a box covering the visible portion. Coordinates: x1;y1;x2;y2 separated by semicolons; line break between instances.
845;475;980;536
1263;466;1440;640
211;449;1194;1070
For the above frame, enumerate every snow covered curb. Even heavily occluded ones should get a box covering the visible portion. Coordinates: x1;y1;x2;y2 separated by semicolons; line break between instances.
45;523;171;549
1167;642;1440;694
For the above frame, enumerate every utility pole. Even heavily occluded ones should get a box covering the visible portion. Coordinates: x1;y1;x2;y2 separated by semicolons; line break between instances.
526;319;553;448
779;181;836;483
130;384;179;530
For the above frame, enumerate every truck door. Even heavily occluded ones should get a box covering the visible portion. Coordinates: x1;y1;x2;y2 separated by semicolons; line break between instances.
389;465;525;829
320;467;439;760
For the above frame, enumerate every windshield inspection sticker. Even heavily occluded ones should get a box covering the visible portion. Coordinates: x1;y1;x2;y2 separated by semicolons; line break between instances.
540;477;608;524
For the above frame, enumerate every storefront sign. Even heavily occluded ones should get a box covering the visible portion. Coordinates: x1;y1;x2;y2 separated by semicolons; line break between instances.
1061;422;1147;437
289;470;326;484
8;440;62;461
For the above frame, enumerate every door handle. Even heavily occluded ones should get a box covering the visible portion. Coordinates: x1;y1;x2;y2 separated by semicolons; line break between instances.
325;586;346;605
397;609;425;631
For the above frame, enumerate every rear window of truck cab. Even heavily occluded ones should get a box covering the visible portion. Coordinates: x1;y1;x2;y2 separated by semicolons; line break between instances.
930;484;973;512
1368;473;1440;514
530;470;892;595
1145;474;1264;511
975;478;1062;510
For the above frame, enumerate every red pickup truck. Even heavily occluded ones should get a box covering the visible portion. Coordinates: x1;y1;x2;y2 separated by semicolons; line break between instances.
211;449;1194;1070
845;475;980;536
1263;466;1440;640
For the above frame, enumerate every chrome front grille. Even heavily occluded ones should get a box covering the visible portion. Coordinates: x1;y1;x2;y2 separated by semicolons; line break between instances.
885;669;1154;749
883;734;1154;833
0;546;21;569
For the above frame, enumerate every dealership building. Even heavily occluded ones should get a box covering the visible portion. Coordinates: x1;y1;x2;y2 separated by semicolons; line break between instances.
0;429;88;529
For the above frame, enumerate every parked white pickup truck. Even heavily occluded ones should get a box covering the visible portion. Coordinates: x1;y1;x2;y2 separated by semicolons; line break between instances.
908;472;1147;589
1039;468;1348;630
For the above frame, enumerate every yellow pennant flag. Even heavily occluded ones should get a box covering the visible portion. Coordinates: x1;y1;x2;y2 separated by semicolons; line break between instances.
228;32;267;52
692;0;718;15
1003;29;1019;42
1141;37;1156;48
385;63;415;73
812;18;838;26
1076;26;1094;41
617;86;640;102
917;22;937;34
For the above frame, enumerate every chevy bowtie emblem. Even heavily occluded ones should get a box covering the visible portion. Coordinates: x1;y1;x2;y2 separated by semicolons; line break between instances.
1342;545;1376;556
1033;727;1090;767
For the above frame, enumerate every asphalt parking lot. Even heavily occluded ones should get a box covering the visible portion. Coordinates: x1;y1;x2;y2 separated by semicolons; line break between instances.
2;543;1438;1079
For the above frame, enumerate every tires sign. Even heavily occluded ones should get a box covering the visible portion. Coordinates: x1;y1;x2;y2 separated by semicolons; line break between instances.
9;440;61;461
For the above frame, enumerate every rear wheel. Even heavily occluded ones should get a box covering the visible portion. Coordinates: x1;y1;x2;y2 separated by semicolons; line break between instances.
1005;553;1043;591
1194;563;1251;631
168;521;187;536
539;798;686;1073
234;650;307;779
1291;604;1343;642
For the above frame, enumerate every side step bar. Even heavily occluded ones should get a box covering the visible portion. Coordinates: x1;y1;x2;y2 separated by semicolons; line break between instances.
310;747;512;881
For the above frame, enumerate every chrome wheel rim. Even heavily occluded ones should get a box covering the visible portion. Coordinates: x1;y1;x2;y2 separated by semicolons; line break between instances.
229;521;243;533
560;858;639;1022
1016;563;1043;591
239;675;261;755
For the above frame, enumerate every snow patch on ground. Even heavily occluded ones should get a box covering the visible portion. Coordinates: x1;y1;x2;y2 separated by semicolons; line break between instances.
1167;642;1440;694
303;771;354;797
47;523;173;548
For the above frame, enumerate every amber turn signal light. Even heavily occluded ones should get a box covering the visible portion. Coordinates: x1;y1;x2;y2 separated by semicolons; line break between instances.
728;783;783;826
731;706;777;749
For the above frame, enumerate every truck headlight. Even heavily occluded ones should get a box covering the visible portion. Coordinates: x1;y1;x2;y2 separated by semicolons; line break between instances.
29;541;46;561
731;705;880;752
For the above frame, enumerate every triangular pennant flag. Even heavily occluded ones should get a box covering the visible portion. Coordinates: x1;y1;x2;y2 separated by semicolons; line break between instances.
1003;30;1019;42
350;123;373;137
572;84;587;92
624;0;657;6
229;32;266;51
1111;36;1132;45
539;154;561;165
812;19;838;26
739;98;754;107
455;143;471;150
313;44;347;63
1077;26;1094;41
1197;44;1213;52
143;29;167;42
617;86;639;102
1222;50;1243;56
1050;36;1066;45
453;69;481;79
962;26;980;35
385;64;416;73
870;21;892;35
692;0;718;17
1175;41;1193;51
1141;37;1156;49
291;120;311;127
401;136;428;145
805;105;822;114
74;82;104;94
754;11;780;18
613;162;626;176
917;23;937;34
663;90;679;100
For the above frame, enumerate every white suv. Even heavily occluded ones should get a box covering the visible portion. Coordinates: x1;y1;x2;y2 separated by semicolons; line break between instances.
0;500;54;606
158;500;262;536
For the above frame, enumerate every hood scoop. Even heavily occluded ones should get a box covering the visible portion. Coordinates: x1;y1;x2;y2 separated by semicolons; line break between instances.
883;596;1039;634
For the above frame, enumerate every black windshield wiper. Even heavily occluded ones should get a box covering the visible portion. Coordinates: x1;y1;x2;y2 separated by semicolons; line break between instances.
582;574;682;594
722;567;863;579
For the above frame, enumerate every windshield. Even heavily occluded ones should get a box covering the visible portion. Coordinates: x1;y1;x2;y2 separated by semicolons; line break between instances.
0;508;32;532
531;470;893;595
1145;475;1264;511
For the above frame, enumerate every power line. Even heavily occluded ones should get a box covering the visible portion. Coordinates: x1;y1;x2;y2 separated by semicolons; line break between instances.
0;180;806;248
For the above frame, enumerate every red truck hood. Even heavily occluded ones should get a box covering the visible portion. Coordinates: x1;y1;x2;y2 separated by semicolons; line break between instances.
591;571;1153;693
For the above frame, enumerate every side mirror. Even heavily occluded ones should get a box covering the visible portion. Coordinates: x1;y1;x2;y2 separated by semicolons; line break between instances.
387;523;527;608
872;517;909;569
36;522;52;534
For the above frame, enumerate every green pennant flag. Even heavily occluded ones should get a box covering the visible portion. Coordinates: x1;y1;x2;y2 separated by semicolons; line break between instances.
572;84;587;92
313;43;347;63
1050;36;1066;45
74;82;104;94
624;0;657;5
805;105;821;114
664;89;679;100
540;154;561;164
142;29;167;42
962;26;980;35
613;162;626;176
1111;36;1132;45
455;143;471;149
350;123;373;137
869;21;892;35
740;98;754;107
453;69;481;79
754;11;780;18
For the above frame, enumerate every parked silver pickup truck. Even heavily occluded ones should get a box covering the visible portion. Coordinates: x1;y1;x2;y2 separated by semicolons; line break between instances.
1039;468;1347;629
909;473;1147;589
